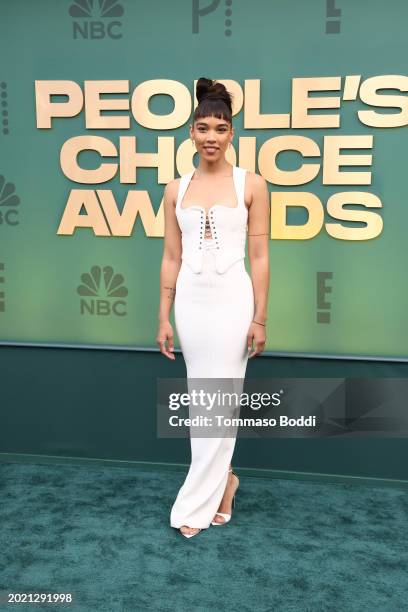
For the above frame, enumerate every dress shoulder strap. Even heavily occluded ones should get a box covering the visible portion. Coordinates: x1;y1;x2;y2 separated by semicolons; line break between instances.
175;170;195;211
234;165;247;210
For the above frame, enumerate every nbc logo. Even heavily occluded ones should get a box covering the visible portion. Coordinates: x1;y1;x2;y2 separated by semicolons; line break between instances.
0;175;20;227
77;265;128;316
69;0;124;39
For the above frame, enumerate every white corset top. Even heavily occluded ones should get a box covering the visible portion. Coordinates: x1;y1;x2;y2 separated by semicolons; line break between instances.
175;165;248;274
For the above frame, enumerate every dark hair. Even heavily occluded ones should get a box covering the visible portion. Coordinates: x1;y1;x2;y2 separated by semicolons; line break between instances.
193;77;233;125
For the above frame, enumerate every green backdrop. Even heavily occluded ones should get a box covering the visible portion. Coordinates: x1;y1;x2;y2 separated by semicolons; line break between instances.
0;0;407;360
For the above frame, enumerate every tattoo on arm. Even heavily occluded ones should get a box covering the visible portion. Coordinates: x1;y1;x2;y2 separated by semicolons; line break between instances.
164;286;176;300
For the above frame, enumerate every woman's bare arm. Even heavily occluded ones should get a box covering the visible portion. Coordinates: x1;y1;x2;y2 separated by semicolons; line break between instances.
156;179;182;359
246;173;270;356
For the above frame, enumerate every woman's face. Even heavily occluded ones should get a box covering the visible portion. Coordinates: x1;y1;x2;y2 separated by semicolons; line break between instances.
190;115;233;160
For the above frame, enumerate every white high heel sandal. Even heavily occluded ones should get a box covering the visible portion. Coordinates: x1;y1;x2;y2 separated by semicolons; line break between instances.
211;468;239;526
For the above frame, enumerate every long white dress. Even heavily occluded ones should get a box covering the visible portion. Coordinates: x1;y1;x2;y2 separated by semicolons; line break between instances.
170;165;254;530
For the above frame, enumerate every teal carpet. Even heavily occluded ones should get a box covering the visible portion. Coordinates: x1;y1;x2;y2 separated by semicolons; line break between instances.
1;461;407;611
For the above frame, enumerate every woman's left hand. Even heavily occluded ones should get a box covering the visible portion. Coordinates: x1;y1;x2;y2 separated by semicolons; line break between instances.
247;321;266;358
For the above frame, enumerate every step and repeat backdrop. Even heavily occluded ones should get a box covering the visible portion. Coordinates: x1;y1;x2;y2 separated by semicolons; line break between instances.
0;0;407;359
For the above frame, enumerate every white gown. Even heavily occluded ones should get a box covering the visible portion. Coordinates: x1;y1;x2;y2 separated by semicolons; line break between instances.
170;165;254;530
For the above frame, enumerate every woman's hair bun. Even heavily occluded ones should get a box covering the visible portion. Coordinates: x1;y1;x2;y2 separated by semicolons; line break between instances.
194;77;233;123
196;77;232;110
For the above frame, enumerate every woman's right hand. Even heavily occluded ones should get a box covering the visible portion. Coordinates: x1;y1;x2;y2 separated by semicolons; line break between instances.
156;320;175;360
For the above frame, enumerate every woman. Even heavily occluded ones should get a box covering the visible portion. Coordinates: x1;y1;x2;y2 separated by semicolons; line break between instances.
157;77;270;538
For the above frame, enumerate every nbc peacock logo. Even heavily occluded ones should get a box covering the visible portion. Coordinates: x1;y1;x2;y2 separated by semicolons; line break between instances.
69;0;124;40
0;175;20;227
77;265;128;316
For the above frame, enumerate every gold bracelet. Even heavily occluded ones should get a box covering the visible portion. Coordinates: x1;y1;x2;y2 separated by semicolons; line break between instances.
253;319;266;326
